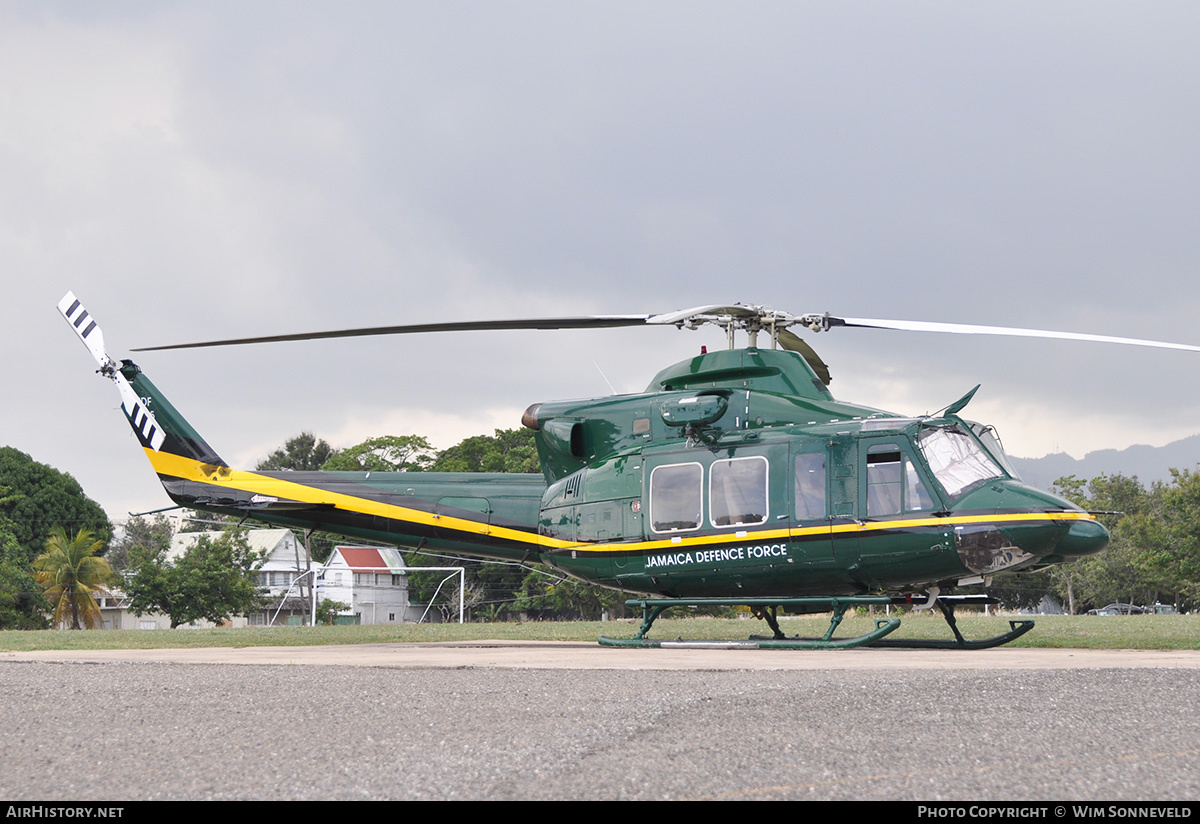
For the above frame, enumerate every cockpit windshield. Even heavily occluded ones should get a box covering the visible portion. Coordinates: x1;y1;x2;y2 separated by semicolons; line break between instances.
916;426;1006;498
969;422;1022;480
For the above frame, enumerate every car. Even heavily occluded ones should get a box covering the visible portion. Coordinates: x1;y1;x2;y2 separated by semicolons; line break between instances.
1147;603;1178;615
1086;603;1145;615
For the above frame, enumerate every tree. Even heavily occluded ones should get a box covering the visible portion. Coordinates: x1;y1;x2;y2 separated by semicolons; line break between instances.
256;432;337;471
125;528;265;628
0;486;49;629
513;568;626;620
0;521;48;630
315;598;349;625
33;527;112;630
1043;471;1200;613
431;428;540;473
321;435;436;472
108;514;174;574
1047;473;1154;612
1156;468;1200;610
0;447;110;565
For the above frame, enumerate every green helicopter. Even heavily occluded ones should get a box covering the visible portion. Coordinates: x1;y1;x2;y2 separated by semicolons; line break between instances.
61;297;1198;648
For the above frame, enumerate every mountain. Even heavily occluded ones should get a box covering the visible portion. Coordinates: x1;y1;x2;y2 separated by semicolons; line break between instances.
1010;434;1200;491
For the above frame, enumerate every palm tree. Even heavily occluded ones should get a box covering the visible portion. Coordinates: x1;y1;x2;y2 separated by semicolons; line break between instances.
34;527;112;630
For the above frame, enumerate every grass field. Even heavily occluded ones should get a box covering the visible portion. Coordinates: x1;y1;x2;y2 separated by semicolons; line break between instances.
1;612;1197;651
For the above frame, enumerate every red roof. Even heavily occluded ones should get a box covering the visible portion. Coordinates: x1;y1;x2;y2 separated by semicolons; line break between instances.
337;547;390;571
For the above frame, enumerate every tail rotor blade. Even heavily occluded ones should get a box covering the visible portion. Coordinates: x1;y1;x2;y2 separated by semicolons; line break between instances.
58;291;114;370
58;292;167;452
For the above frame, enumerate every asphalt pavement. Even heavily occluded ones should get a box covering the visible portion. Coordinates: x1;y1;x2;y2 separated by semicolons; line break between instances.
2;644;1198;801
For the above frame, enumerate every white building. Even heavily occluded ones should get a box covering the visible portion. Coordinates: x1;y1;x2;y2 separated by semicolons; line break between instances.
245;528;316;626
319;545;416;625
97;528;314;629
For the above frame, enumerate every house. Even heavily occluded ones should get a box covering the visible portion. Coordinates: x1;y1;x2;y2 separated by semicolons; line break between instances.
319;545;419;625
95;588;167;630
97;527;314;629
244;528;316;626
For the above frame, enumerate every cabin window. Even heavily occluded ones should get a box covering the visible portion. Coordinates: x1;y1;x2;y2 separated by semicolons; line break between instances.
866;445;933;516
650;462;703;533
866;448;903;516
906;461;935;511
710;456;768;527
917;427;1004;497
794;452;827;520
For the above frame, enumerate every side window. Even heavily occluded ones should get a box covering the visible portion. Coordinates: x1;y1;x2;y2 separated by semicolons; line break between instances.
794;452;827;520
710;456;768;527
866;447;903;516
905;461;934;511
866;444;934;516
650;462;703;533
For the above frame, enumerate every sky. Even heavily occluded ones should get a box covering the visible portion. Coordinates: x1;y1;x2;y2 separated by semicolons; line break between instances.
5;1;1200;523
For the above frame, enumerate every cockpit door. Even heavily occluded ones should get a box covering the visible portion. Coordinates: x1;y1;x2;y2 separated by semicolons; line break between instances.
790;440;838;584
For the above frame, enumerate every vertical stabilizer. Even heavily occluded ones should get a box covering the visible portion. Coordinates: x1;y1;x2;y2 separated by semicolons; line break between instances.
58;292;225;466
118;361;227;467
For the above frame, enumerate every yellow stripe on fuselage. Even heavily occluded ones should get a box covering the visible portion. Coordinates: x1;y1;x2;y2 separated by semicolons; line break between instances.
147;448;1097;556
558;510;1097;556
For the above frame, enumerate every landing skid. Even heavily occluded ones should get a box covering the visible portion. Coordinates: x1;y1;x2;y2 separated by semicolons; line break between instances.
597;594;1034;650
863;597;1035;649
599;596;900;650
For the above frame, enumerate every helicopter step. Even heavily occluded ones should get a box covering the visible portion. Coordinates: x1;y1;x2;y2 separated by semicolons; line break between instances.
598;596;902;650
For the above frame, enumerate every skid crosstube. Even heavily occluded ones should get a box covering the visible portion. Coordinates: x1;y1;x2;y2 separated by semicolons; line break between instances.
598;595;1034;650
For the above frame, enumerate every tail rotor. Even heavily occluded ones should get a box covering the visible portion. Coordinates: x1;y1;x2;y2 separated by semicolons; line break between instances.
58;292;166;452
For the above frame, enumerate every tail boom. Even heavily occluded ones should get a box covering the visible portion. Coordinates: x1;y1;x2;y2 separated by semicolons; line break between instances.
148;447;550;563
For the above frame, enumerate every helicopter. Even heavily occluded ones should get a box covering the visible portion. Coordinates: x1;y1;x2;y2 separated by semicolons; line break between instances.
58;294;1200;648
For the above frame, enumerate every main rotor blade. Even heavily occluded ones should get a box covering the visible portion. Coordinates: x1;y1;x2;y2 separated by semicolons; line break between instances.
133;315;657;351
832;317;1200;353
133;303;774;352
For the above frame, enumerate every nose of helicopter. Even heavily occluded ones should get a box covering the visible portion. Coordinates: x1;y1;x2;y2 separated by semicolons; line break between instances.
953;480;1111;563
1055;517;1110;558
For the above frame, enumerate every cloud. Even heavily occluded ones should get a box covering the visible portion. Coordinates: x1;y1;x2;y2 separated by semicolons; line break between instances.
7;1;1200;521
